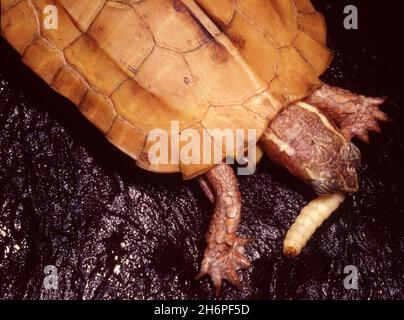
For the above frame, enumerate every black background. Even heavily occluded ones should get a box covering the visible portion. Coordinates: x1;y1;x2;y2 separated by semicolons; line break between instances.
0;1;404;299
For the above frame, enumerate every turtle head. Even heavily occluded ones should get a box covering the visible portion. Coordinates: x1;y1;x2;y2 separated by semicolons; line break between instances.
261;103;362;196
310;142;361;195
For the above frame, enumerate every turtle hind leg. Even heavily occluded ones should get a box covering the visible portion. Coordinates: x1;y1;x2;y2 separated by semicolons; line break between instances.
196;163;253;297
305;84;388;142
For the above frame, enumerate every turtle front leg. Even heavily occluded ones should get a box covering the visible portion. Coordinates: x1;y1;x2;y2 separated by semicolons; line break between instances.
196;163;253;296
306;84;387;142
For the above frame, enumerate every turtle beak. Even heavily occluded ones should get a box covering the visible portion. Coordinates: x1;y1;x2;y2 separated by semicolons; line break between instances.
311;142;362;195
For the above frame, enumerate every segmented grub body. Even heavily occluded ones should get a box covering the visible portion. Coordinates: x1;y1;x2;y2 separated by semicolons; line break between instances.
283;193;346;257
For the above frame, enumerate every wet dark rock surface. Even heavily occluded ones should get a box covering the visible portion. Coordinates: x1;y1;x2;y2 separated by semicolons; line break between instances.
0;1;404;299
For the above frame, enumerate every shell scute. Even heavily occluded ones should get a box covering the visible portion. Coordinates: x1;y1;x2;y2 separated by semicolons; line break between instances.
88;1;155;77
32;0;81;50
134;0;211;52
1;0;39;54
64;35;128;96
80;90;117;133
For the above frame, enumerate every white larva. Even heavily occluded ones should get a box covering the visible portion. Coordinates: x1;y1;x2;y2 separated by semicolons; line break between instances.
283;193;346;257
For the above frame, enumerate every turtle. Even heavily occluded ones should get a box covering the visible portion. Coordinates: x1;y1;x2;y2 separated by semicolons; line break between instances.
1;0;387;296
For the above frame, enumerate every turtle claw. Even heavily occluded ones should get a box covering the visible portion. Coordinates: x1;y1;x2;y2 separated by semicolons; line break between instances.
196;237;253;297
306;85;388;142
338;96;388;142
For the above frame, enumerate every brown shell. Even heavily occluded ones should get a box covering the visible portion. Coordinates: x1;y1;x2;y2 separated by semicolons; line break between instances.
1;0;332;179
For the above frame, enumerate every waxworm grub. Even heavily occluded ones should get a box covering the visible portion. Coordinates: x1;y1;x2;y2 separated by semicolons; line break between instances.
283;193;346;258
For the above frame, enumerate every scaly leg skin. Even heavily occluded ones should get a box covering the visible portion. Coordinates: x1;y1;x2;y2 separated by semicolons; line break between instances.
196;163;253;296
306;84;388;142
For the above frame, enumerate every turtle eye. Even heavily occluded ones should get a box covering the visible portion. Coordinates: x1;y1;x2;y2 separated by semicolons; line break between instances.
348;143;362;170
347;165;356;174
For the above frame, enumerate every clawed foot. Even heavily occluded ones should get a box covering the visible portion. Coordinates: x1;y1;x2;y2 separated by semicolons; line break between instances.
306;84;388;142
196;237;253;296
336;95;388;142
